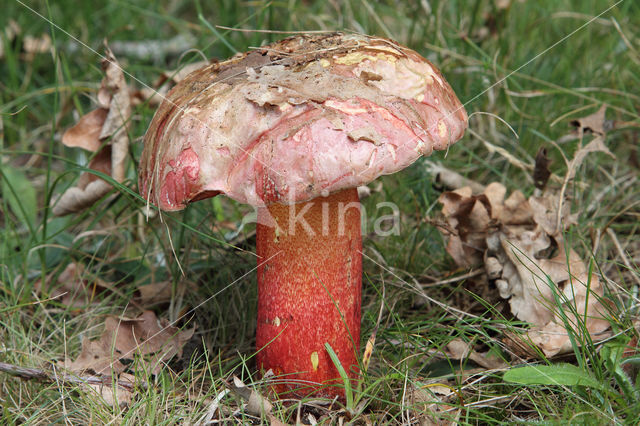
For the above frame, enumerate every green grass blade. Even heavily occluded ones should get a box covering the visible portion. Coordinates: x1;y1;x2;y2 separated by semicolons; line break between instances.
503;363;606;391
324;342;354;411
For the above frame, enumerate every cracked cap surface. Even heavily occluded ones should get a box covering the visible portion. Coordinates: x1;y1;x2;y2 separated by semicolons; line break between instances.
139;32;468;209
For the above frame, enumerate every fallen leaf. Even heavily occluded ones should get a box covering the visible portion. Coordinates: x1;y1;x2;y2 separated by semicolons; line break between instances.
437;186;487;268
0;21;52;61
22;33;52;59
409;382;460;426
195;389;231;426
34;262;111;310
4;19;21;41
570;105;610;136
226;376;287;425
446;338;507;370
361;331;376;373
565;135;614;182
64;336;127;374
52;45;131;216
437;180;611;357
88;373;134;408
136;281;173;306
533;147;552;190
64;310;194;375
62;108;108;152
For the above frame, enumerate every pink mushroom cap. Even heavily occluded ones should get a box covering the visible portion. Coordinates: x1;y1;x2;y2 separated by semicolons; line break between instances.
139;33;468;210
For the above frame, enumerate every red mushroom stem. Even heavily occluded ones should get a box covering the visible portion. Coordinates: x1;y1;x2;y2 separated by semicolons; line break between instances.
256;188;362;398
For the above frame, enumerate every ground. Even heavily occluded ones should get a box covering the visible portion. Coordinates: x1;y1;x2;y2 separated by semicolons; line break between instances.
1;0;639;424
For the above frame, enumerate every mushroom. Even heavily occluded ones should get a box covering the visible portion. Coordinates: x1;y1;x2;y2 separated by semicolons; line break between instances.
139;33;467;398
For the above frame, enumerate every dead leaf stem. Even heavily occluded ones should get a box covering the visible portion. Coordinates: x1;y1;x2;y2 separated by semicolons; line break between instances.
0;361;146;392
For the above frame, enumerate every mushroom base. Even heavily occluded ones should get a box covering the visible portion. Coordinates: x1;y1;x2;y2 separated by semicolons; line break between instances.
256;188;362;399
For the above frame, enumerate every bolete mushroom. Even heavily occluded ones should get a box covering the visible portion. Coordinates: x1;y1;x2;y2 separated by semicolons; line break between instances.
139;33;467;398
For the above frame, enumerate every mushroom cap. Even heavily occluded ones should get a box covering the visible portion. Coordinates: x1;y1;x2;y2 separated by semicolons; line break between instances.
139;33;467;210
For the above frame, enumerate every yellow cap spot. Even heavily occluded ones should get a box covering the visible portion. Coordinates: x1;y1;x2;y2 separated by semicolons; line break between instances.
438;120;448;139
365;44;402;55
278;103;292;112
273;316;280;327
333;51;396;66
414;93;424;102
324;100;368;115
310;351;319;371
319;58;330;68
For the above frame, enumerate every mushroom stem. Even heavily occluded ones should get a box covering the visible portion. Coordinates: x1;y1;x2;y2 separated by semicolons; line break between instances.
256;188;362;398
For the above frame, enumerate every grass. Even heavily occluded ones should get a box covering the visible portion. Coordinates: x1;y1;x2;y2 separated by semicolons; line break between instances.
1;0;640;423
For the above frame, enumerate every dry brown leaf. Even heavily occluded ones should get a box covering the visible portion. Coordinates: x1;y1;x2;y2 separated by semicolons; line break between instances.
34;262;109;309
136;281;173;306
565;136;614;182
64;310;194;375
361;331;376;373
437;187;487;268
0;21;52;61
227;376;287;424
570;104;609;136
409;383;460;426
87;373;134;408
53;46;130;216
445;338;507;370
533;147;552;190
64;336;127;374
4;19;21;41
438;181;611;357
62;108;108;152
22;33;52;59
136;280;197;307
499;239;610;356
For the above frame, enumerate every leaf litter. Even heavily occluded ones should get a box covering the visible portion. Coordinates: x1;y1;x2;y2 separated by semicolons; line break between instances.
9;23;628;421
52;45;208;217
0;19;52;61
436;106;616;358
409;381;461;426
36;43;207;409
59;310;193;407
52;46;131;216
34;261;180;312
63;310;194;376
34;262;112;310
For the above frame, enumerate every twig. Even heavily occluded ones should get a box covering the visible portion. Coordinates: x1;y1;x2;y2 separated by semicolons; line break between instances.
215;26;334;34
0;361;146;392
468;128;535;177
424;161;486;193
421;269;484;287
468;128;579;188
